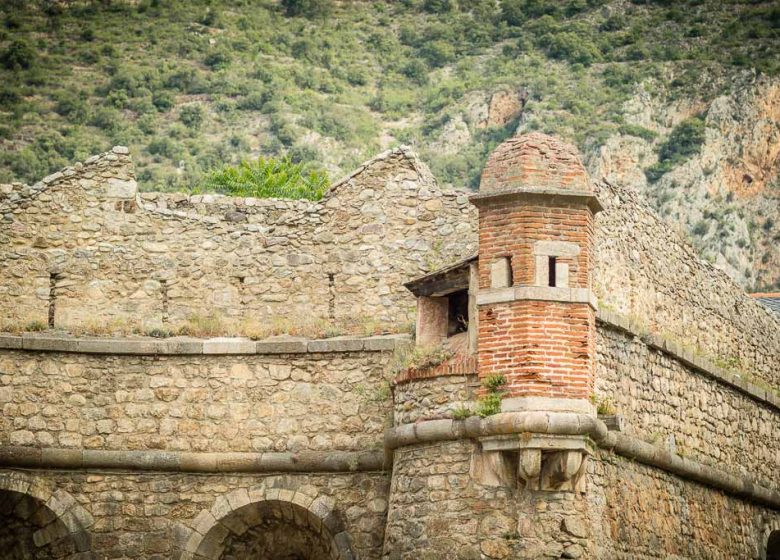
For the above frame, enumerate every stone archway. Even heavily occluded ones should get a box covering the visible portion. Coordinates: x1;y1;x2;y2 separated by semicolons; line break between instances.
179;487;355;560
767;530;780;560
0;472;94;559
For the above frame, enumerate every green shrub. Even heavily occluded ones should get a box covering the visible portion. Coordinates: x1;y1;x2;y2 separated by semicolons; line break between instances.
423;0;454;13
370;87;416;117
1;39;35;70
401;59;429;84
476;374;507;417
237;91;270;111
420;40;456;67
618;124;657;142
452;405;473;420
152;91;174;111
500;0;528;26
179;104;204;129
147;137;182;160
476;393;502;417
204;50;231;70
646;116;706;182
281;0;331;18
195;157;330;200
53;92;89;123
538;28;602;65
24;319;47;332
89;107;123;133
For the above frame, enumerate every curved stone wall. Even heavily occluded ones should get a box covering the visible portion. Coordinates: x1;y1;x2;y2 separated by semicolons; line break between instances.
392;374;477;425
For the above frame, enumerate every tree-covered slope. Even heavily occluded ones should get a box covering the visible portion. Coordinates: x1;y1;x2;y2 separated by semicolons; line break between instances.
1;0;779;287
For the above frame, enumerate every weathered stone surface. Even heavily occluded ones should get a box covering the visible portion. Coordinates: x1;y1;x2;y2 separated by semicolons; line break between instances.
0;146;476;332
0;349;393;454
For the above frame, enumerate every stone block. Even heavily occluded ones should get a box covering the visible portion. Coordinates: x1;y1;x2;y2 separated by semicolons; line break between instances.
179;453;218;473
415;296;448;347
363;334;409;351
191;510;218;537
489;257;512;288
216;453;260;472
307;337;364;353
21;336;79;352
203;338;256;354
163;337;203;354
256;453;297;471
78;338;161;354
41;447;82;468
475;287;514;305
0;446;42;467
0;334;22;349
534;239;580;257
255;338;308;354
106;178;137;198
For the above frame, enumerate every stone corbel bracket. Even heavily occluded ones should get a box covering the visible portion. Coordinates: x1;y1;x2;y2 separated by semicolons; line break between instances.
480;433;595;492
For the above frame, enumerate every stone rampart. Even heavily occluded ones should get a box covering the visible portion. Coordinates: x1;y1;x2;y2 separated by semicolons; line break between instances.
594;179;780;388
2;146;777;394
0;334;406;454
596;321;780;489
0;146;476;331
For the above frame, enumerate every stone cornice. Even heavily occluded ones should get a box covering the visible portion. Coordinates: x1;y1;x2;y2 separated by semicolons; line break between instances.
469;187;604;213
0;447;384;473
385;413;780;511
596;310;780;411
476;286;598;310
0;333;410;356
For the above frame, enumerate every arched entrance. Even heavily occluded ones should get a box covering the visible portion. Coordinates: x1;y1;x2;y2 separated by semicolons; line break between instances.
767;530;780;560
0;473;94;559
181;487;355;560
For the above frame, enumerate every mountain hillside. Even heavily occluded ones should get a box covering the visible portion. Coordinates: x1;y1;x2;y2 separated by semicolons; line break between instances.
1;0;778;289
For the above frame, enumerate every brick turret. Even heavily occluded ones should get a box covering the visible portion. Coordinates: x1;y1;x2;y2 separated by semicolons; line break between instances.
471;133;602;413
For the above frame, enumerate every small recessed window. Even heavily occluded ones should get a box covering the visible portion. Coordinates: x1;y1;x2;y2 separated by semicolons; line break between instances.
548;257;557;287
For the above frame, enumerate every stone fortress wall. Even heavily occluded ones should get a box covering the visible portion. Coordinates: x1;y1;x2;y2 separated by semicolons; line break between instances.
594;179;780;387
0;335;404;560
0;146;476;331
0;141;778;560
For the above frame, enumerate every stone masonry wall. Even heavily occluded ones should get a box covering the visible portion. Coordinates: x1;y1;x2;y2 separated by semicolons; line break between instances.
391;374;478;425
0;469;390;560
0;146;476;331
383;441;780;560
595;325;780;488
2;144;776;393
588;453;780;559
593;179;780;388
0;345;395;453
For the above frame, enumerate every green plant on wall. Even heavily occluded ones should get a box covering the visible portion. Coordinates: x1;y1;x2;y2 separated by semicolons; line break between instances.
477;374;507;417
194;157;330;200
452;404;472;420
590;393;617;416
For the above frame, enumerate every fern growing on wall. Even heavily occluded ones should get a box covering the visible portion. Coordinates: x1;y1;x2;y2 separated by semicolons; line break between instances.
195;157;330;200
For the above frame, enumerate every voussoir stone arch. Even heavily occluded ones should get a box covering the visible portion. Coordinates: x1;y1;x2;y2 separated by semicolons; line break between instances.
0;471;95;559
765;522;780;560
176;486;356;560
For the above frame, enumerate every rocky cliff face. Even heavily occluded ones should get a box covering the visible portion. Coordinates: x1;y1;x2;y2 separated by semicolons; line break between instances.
589;75;780;290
